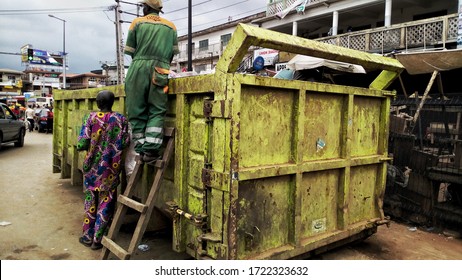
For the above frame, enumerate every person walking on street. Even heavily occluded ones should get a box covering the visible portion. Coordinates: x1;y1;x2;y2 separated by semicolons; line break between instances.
46;109;53;134
124;0;179;162
76;90;130;250
25;105;35;132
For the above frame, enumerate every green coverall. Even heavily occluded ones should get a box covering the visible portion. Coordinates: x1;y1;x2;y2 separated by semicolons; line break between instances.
124;12;179;155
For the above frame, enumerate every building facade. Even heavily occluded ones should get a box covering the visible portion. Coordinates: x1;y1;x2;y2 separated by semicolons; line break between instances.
174;0;459;73
0;69;23;96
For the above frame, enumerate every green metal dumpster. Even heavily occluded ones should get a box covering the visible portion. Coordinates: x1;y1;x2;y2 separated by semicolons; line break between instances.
53;23;404;260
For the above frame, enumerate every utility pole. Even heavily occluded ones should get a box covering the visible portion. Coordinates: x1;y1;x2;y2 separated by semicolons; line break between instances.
48;15;66;89
187;0;192;71
114;1;125;85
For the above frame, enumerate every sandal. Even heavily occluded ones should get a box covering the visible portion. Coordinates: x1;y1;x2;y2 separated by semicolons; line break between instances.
79;236;92;247
91;242;103;250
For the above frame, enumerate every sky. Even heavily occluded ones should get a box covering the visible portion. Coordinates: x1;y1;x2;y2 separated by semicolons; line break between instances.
0;0;268;74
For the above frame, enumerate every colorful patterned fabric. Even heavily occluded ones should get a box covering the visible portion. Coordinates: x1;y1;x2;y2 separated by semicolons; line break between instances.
77;111;130;192
82;189;115;243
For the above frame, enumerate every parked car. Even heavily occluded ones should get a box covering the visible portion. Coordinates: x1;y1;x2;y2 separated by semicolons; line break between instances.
0;102;26;150
34;108;52;133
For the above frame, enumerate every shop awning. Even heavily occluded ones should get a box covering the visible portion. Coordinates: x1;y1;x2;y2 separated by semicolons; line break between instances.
395;48;462;75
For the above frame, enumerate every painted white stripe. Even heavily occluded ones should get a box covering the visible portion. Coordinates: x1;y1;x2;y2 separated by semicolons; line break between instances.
132;133;144;139
146;127;163;133
145;137;163;144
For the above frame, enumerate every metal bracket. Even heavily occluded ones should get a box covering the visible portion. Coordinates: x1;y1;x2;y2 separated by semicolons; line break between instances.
166;201;207;228
203;99;232;120
202;168;230;191
375;216;391;228
244;226;260;251
198;233;221;243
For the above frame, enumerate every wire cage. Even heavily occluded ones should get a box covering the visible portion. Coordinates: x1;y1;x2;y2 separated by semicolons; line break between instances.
386;95;462;231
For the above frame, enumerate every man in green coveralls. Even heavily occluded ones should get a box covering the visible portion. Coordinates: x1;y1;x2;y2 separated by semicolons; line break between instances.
124;0;179;162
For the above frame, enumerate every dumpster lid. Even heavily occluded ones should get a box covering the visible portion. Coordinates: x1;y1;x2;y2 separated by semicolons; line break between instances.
216;23;404;90
287;54;366;74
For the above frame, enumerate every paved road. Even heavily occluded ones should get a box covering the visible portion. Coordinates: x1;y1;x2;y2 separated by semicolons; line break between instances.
0;131;187;260
0;131;101;260
1;131;462;261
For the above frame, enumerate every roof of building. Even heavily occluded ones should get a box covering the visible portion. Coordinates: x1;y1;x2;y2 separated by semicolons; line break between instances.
0;68;24;75
66;72;108;79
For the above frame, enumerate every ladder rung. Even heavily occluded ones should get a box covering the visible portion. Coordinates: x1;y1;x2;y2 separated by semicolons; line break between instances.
164;127;175;137
118;195;148;213
145;159;165;168
101;126;175;260
101;236;131;260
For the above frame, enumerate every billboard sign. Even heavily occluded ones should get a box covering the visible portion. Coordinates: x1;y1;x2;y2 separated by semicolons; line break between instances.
21;47;64;66
253;48;279;66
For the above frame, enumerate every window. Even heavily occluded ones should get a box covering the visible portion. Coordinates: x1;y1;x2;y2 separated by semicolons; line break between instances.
221;33;232;48
199;39;209;52
0;106;5;119
7;75;16;82
195;64;207;73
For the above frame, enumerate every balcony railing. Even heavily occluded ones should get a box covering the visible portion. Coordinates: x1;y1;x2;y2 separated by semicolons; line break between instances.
174;43;224;63
173;14;458;69
173;42;260;65
317;14;458;53
267;0;331;16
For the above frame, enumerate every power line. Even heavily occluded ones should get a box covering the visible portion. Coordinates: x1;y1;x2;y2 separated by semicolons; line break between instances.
119;0;212;19
169;0;250;22
177;6;265;33
164;0;211;14
0;6;112;15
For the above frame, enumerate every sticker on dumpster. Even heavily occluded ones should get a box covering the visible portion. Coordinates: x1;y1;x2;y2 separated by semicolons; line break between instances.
316;138;326;152
312;218;327;233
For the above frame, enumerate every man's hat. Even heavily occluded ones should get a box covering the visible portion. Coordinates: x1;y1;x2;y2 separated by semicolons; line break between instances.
141;0;163;13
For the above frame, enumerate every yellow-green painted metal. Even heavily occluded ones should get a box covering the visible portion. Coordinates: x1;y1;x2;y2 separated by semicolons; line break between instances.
53;23;404;260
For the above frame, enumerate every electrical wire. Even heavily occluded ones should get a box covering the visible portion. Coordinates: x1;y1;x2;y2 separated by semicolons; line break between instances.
169;0;250;22
163;0;212;14
0;7;112;15
177;6;265;33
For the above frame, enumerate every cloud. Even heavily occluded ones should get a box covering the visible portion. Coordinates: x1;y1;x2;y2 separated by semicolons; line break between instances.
0;0;266;73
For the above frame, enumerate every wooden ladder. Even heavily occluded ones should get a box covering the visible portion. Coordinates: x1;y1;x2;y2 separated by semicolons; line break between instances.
100;127;175;260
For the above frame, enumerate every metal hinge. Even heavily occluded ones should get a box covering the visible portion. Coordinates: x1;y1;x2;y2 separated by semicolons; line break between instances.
203;99;232;120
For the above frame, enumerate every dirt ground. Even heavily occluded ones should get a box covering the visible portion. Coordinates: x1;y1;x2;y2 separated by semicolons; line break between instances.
1;132;462;260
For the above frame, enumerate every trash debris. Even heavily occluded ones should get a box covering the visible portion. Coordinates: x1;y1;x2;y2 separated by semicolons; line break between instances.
423;226;435;232
443;230;461;239
0;221;12;227
316;138;326;152
137;244;150;252
273;68;294;80
408;226;417;232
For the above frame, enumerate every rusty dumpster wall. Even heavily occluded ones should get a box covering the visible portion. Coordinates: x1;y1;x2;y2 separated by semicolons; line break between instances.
166;23;403;260
53;86;127;185
53;23;403;260
170;74;394;260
